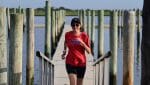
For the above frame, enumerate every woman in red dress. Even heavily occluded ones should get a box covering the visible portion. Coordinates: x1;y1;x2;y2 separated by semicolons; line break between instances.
61;18;91;85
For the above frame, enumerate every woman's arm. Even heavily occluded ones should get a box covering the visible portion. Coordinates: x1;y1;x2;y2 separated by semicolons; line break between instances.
61;41;67;59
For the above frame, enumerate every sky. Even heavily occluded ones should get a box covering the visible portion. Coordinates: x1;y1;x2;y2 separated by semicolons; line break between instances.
0;0;143;10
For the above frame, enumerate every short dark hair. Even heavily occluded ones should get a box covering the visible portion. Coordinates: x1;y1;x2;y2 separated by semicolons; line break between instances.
71;18;81;26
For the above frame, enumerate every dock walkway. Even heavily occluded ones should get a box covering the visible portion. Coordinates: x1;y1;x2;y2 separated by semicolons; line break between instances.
53;24;94;85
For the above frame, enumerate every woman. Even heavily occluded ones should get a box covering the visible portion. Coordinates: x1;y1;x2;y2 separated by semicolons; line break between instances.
61;17;91;85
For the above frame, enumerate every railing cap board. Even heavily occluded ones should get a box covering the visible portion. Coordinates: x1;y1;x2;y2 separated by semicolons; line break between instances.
36;51;55;65
93;51;111;66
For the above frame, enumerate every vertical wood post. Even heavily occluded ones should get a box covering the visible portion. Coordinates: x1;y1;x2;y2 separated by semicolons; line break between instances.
51;9;56;55
91;10;95;42
6;8;10;31
0;7;8;85
45;0;51;59
109;10;118;85
118;10;121;47
98;10;104;58
136;9;141;64
123;11;135;85
55;10;58;43
97;10;104;85
82;10;86;30
121;10;124;43
9;14;23;85
26;8;35;85
79;10;83;25
87;10;91;37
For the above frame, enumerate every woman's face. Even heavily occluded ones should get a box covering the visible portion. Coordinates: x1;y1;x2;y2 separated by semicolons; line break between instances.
71;23;81;32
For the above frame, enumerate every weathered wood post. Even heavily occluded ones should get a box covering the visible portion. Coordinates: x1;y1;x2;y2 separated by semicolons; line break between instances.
6;8;10;31
136;9;141;64
82;10;86;30
9;14;23;85
109;10;118;85
51;9;56;56
98;10;104;58
57;9;61;36
91;10;95;42
26;8;35;85
55;10;58;44
123;11;135;85
79;10;83;25
87;10;91;37
121;10;124;44
118;10;121;47
0;8;8;85
44;0;51;59
98;10;104;85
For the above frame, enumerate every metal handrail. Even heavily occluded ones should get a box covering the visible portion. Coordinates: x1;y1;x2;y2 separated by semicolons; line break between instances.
36;51;54;85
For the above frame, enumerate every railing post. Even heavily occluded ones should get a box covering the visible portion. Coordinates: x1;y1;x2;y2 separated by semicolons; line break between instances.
9;13;23;85
51;9;56;55
26;8;35;85
109;10;118;85
0;7;8;85
123;11;135;85
97;10;104;85
45;0;51;59
98;10;104;58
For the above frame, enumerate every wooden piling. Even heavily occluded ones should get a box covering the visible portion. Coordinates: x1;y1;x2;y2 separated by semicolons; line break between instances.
51;9;56;55
9;14;23;85
82;10;86;30
91;10;95;42
123;11;135;85
79;10;83;25
55;10;58;43
6;8;10;31
87;10;91;38
0;7;8;85
44;0;51;59
109;10;118;85
121;10;124;44
136;9;141;64
98;10;104;58
26;8;35;85
118;10;121;47
97;10;104;85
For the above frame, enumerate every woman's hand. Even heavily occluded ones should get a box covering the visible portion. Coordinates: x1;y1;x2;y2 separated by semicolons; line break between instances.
61;50;66;60
77;39;91;54
76;38;86;47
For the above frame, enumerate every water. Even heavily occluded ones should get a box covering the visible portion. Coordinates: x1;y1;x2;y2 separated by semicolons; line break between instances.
22;16;141;85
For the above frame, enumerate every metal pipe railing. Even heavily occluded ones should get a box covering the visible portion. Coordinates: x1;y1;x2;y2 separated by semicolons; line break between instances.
93;51;111;85
36;51;54;85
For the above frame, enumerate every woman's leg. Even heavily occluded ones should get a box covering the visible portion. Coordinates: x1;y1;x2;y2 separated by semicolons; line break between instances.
77;78;84;85
68;73;77;85
76;66;86;85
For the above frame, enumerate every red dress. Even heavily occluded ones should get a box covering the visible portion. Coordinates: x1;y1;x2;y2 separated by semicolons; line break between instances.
65;31;90;67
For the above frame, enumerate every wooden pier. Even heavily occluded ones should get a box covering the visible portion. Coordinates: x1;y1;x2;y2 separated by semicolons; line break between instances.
0;1;142;84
